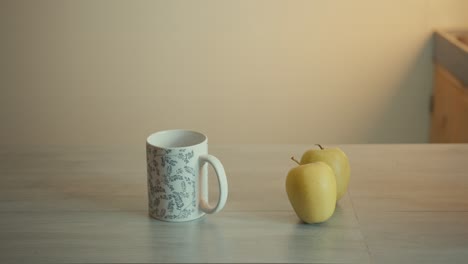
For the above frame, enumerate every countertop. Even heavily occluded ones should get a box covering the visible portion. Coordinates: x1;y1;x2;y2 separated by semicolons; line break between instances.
1;144;467;263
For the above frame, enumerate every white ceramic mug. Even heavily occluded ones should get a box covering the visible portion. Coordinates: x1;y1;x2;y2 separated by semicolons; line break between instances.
146;129;228;222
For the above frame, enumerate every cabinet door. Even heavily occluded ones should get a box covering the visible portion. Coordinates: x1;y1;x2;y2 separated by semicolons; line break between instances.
430;65;468;143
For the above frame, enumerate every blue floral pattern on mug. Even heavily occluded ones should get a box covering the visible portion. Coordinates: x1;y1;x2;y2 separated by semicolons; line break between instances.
147;147;197;221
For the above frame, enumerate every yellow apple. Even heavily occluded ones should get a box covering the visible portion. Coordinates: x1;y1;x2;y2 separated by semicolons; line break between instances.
286;161;336;224
300;145;350;201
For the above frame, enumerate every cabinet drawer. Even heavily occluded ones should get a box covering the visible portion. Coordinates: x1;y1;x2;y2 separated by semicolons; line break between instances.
430;65;468;143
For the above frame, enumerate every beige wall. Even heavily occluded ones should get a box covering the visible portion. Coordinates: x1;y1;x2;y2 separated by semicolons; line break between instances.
1;0;467;146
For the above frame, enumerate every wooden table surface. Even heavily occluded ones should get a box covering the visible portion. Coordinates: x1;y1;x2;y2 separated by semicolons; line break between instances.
1;144;467;263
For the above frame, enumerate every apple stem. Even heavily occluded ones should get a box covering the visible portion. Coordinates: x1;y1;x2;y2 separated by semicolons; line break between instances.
316;144;324;150
291;156;301;165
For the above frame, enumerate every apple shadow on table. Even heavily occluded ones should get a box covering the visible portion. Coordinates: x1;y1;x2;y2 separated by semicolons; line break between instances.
248;192;352;226
285;201;366;263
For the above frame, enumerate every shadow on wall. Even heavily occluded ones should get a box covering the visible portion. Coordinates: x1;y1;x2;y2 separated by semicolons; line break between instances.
364;36;433;143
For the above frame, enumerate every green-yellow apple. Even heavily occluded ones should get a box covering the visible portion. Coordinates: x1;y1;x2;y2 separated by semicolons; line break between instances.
299;144;350;201
286;160;337;224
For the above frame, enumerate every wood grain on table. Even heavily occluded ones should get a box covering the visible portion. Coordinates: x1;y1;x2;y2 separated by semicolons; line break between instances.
1;144;467;263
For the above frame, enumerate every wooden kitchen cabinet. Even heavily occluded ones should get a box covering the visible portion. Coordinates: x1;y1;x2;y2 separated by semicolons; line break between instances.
430;31;468;143
430;65;468;142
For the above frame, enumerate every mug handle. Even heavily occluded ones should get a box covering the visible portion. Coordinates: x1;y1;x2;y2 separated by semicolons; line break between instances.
199;154;228;214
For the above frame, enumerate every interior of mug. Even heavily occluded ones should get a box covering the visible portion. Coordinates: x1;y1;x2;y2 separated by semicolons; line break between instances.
147;130;206;148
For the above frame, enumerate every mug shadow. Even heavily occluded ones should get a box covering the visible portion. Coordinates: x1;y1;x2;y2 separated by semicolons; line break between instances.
146;216;227;262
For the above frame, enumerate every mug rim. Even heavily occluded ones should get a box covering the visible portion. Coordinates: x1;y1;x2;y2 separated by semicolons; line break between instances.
146;129;207;149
